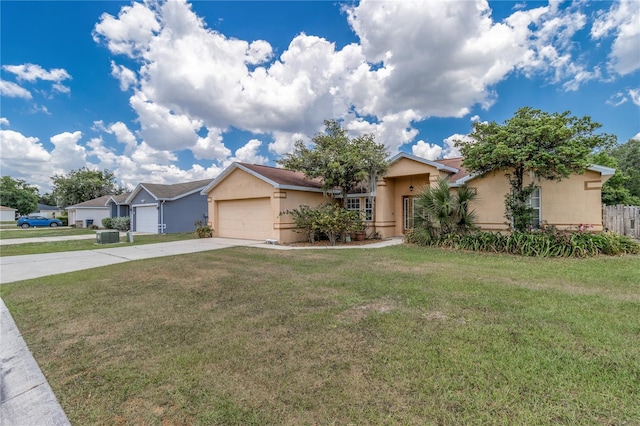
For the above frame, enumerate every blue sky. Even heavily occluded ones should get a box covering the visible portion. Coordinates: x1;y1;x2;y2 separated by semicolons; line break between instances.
1;0;639;193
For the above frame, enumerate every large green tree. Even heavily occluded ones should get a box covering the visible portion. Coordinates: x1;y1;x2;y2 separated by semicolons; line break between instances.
608;138;640;201
0;176;39;216
591;151;640;206
278;120;389;207
456;107;615;231
51;167;122;208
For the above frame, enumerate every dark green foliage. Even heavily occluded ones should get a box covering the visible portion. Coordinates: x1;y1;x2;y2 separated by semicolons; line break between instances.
278;120;388;207
102;217;113;229
610;138;640;198
51;167;122;208
0;176;39;216
282;203;364;245
457;107;615;230
591;151;640;205
407;227;639;257
413;178;478;238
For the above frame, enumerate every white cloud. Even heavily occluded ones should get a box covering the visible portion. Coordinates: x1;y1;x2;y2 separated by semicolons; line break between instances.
2;63;71;83
110;61;137;91
632;132;640;141
412;141;442;160
0;80;32;99
192;127;231;161
606;92;628;107
629;89;640;106
226;139;268;166
442;134;470;159
129;91;203;151
0;129;52;190
49;131;91;171
93;1;161;57
591;0;640;76
0;118;9;126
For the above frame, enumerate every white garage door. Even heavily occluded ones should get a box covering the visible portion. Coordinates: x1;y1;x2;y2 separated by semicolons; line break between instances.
135;206;158;233
218;198;272;240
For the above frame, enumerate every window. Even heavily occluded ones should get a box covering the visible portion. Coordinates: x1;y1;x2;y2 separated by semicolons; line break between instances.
528;187;541;228
347;197;374;222
403;196;415;230
346;198;360;212
364;198;373;221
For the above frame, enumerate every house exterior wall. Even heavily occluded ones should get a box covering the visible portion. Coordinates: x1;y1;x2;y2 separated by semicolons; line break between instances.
461;169;607;231
130;188;156;232
1;209;16;221
69;208;110;228
162;192;208;233
109;203;130;218
205;168;326;243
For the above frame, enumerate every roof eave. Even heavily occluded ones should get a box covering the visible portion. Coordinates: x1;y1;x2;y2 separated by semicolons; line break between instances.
388;152;459;173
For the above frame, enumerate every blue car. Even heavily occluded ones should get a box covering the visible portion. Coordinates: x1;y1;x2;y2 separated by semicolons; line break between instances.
16;216;63;228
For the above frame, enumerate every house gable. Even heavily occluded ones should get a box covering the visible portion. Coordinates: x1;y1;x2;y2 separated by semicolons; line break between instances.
385;153;457;178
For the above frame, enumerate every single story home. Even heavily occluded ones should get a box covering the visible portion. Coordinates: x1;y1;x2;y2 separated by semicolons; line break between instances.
202;153;615;243
106;193;131;218
67;195;113;228
31;203;65;218
0;206;17;221
126;179;211;234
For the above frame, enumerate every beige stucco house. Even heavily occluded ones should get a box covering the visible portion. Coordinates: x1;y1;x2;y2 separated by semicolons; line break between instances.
202;153;615;243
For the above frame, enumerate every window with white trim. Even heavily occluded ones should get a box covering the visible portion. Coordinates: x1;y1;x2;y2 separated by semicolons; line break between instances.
364;198;373;221
346;198;361;212
528;187;541;228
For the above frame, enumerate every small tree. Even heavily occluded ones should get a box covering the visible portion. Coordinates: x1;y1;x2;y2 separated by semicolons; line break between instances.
0;176;39;216
456;107;615;231
413;178;478;238
278;120;388;207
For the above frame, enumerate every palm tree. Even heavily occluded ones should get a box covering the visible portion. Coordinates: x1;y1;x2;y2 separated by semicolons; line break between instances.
413;177;478;238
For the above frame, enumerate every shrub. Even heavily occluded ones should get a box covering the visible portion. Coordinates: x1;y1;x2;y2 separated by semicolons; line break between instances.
58;215;69;226
194;221;214;238
407;228;639;257
111;217;131;232
102;217;113;229
282;203;364;245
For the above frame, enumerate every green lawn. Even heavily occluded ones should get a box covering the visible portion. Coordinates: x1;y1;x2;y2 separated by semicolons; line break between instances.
2;246;639;425
0;233;198;256
0;227;96;239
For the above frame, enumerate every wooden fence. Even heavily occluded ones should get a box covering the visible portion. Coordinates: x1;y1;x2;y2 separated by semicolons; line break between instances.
603;205;640;238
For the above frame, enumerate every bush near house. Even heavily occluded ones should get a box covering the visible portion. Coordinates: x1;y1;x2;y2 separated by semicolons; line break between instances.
102;218;113;229
407;227;639;257
111;217;130;232
282;203;364;245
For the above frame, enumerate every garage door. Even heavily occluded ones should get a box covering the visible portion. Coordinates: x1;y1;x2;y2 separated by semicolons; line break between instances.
217;198;272;240
135;206;158;233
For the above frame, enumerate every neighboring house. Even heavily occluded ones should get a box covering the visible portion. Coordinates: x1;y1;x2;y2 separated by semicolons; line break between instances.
203;153;615;243
66;195;112;228
31;203;64;218
126;179;211;234
0;206;17;221
106;193;131;218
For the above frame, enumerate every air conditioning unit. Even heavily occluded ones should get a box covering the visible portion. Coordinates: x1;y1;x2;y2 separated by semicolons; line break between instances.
96;230;120;244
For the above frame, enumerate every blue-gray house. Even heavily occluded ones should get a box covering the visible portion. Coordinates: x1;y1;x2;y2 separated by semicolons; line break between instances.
125;179;212;234
106;193;131;218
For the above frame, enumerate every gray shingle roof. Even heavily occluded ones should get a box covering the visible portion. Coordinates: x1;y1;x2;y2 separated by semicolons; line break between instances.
139;179;212;200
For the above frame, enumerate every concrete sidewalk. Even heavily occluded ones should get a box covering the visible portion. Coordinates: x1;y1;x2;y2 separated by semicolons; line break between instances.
0;236;403;425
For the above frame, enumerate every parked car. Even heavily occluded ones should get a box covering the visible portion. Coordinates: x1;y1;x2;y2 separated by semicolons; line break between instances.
16;216;63;228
